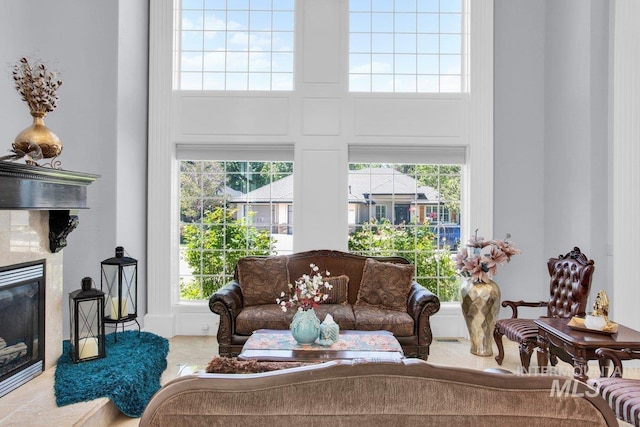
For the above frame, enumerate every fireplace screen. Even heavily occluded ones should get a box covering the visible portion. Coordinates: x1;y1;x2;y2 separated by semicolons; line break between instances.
0;260;45;398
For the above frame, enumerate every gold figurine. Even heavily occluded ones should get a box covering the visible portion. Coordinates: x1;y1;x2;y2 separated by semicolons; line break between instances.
592;290;610;322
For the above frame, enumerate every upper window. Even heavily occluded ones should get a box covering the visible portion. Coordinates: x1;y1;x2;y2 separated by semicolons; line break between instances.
178;0;295;91
349;0;465;93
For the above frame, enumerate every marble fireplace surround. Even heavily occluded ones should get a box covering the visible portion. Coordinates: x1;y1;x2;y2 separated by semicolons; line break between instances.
0;210;64;370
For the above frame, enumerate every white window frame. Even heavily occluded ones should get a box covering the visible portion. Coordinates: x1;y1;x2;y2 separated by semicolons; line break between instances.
146;0;493;339
176;0;295;91
348;0;467;93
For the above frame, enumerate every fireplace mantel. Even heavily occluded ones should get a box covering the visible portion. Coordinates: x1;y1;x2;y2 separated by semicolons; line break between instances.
0;161;99;252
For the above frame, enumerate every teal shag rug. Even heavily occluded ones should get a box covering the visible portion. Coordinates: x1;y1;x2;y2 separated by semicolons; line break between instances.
54;331;169;417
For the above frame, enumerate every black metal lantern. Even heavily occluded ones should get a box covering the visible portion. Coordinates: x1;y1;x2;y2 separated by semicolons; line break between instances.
69;277;105;363
101;246;139;341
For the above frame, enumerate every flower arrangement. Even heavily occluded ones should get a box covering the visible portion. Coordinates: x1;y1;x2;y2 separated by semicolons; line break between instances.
454;230;521;284
12;57;63;115
276;263;332;312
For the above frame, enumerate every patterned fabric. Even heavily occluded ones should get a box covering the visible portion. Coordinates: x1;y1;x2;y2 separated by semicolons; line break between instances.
356;258;414;312
237;304;357;334
237;255;290;306
323;274;349;305
353;305;414;336
236;305;295;334
243;330;403;352
588;376;640;426
314;304;357;329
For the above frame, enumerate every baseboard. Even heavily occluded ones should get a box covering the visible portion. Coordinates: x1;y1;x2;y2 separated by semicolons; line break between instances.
174;311;220;336
143;313;176;337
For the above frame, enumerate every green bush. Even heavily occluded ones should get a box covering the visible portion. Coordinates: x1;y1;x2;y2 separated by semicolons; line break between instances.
348;218;459;301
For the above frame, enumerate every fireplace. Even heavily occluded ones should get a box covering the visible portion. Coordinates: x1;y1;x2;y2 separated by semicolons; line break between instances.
0;163;98;397
0;260;45;397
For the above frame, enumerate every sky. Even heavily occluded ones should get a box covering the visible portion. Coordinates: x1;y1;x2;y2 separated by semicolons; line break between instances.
179;0;463;92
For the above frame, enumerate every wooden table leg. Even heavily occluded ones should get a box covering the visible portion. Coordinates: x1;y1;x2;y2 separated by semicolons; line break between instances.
536;335;549;372
573;358;589;383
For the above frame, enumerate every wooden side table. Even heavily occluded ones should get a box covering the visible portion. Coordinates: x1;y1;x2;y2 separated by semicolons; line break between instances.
535;317;640;382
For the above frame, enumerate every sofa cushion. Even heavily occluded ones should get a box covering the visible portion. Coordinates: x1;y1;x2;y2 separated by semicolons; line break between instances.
323;275;349;305
236;304;357;334
236;305;295;335
314;304;356;330
356;258;414;312
237;255;290;306
353;305;414;337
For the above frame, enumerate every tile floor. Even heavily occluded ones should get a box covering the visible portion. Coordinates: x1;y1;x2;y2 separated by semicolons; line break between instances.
0;335;635;426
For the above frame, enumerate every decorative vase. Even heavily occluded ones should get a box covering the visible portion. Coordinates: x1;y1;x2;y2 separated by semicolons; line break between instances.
460;277;501;357
14;111;63;159
290;308;321;345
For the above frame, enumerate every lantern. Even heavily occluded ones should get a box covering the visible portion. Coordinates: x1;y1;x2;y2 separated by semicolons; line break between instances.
101;246;139;342
69;277;105;362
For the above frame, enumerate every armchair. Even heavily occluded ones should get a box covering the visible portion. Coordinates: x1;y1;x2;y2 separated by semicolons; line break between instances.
493;247;595;371
588;348;640;427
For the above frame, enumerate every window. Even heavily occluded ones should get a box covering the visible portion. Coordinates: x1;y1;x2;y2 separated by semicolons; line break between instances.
349;0;465;92
178;0;295;90
348;163;462;301
179;160;293;301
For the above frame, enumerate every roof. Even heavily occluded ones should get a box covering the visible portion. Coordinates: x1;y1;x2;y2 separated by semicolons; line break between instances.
231;167;440;204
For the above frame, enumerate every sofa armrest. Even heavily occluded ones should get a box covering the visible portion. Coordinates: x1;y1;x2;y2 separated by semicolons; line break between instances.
407;282;440;319
407;282;440;358
209;281;243;348
595;347;640;378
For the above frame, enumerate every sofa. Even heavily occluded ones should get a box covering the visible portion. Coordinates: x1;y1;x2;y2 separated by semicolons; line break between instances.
139;359;618;426
209;249;440;359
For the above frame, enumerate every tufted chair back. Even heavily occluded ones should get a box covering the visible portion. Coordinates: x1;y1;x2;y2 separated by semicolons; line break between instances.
546;247;595;318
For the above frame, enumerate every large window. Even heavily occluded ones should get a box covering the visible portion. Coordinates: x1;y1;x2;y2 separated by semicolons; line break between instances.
348;163;462;301
179;160;293;301
178;0;295;90
349;0;465;92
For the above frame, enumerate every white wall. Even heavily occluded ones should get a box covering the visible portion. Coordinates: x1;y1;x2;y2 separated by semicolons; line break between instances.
494;0;611;318
0;0;148;338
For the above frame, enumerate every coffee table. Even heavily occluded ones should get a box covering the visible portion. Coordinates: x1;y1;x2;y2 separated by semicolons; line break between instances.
237;329;404;362
535;317;640;382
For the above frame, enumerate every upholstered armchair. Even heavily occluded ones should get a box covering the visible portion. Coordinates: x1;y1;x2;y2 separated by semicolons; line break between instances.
588;348;640;427
493;247;595;371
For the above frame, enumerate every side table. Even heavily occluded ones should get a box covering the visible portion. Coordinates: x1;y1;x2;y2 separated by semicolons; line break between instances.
535;317;640;382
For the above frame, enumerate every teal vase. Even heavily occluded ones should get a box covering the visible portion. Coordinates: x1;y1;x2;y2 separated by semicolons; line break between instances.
290;308;321;345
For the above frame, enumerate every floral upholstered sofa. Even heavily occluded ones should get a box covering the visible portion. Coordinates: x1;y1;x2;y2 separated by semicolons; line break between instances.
209;250;441;359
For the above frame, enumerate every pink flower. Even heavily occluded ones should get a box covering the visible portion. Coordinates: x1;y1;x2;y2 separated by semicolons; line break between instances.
455;232;520;284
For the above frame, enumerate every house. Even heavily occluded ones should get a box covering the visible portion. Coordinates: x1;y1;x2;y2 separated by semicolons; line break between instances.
0;3;638;420
230;166;460;248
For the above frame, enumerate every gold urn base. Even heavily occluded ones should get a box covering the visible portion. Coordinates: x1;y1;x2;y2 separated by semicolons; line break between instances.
13;113;63;159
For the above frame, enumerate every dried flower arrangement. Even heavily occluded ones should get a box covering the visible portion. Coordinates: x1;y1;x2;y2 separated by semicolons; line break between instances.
276;263;332;312
12;57;63;115
454;230;521;284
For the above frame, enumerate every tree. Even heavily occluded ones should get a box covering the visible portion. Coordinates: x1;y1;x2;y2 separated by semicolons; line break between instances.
181;207;275;300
